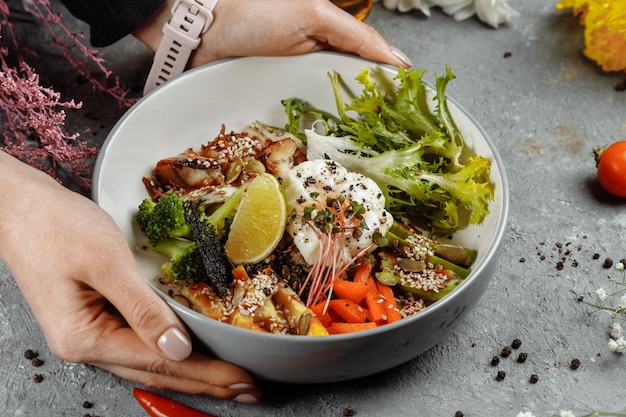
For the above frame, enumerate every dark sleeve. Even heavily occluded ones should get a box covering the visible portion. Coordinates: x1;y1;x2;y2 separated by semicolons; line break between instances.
58;0;165;47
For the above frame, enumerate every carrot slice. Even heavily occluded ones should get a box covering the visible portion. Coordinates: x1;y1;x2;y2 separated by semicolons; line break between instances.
363;274;378;289
328;322;377;334
232;264;248;281
329;299;368;323
310;302;333;327
364;283;386;323
332;279;370;304
353;261;373;284
377;281;402;323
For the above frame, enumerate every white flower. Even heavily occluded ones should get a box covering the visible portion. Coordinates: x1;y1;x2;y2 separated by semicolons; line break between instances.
560;411;576;417
376;0;517;27
619;294;626;308
516;412;537;417
380;0;435;14
474;0;519;28
610;322;624;339
608;337;626;353
616;261;625;272
595;287;610;300
436;0;476;21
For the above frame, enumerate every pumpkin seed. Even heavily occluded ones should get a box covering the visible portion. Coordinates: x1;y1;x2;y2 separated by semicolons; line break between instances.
225;157;243;183
282;265;291;280
171;294;192;309
397;257;426;272
244;159;266;175
298;312;311;335
433;244;471;266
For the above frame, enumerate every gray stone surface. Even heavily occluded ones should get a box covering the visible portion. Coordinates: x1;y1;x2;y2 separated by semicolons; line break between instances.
2;0;626;416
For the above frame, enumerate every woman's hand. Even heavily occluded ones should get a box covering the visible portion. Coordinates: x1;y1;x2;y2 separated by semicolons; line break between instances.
134;0;412;70
0;151;260;403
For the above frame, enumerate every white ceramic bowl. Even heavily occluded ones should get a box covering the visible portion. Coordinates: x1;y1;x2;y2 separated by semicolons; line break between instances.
93;52;509;384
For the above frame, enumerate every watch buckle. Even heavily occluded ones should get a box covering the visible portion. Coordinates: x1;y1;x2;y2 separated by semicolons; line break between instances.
171;0;216;34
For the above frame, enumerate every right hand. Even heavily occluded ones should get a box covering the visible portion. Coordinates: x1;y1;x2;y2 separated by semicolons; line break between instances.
134;0;412;70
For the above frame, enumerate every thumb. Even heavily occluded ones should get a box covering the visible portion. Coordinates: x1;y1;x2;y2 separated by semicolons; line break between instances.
128;288;194;362
89;234;193;361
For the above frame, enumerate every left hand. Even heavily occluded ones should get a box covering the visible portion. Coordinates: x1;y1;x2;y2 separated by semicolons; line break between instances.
0;151;260;402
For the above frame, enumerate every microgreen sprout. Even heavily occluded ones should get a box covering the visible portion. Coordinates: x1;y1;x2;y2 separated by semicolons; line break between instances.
295;185;376;307
301;193;369;237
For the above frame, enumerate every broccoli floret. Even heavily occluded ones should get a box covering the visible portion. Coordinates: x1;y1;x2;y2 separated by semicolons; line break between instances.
194;186;244;242
150;238;208;283
137;190;244;296
136;193;192;246
136;199;156;232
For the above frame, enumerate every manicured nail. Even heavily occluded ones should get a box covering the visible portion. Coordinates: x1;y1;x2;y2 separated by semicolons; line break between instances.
391;46;412;67
157;327;192;361
233;393;260;404
228;383;255;391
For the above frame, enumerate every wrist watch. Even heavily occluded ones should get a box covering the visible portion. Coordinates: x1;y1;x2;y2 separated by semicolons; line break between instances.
143;0;218;95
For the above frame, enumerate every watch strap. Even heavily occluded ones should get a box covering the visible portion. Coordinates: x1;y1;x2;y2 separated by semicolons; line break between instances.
143;0;217;95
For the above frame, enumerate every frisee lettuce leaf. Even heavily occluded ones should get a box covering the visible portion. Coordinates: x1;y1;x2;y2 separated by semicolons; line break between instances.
281;66;495;237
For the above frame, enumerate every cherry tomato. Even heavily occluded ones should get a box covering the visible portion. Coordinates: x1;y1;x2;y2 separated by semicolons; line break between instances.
595;141;626;198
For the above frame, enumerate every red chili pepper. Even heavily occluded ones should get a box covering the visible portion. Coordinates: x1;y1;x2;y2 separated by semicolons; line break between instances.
133;388;219;417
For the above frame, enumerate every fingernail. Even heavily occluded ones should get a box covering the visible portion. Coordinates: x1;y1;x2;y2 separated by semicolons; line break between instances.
391;46;412;68
233;393;260;404
157;327;192;361
228;383;255;391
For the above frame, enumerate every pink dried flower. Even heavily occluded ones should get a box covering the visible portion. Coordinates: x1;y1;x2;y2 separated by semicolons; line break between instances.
18;0;138;108
1;0;140;192
0;48;98;191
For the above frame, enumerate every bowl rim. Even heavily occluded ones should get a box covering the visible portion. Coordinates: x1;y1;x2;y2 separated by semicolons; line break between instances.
93;51;510;343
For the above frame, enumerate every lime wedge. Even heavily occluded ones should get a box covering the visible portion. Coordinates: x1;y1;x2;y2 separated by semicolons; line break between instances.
224;173;286;264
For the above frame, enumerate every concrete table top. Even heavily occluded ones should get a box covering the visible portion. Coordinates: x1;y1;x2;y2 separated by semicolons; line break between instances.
2;0;626;416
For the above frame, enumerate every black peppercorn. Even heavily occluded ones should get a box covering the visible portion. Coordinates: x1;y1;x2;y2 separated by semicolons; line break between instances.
33;374;43;383
501;346;512;357
511;339;522;349
24;349;38;360
490;356;500;366
571;358;581;370
342;407;355;416
83;401;93;409
31;358;44;367
496;370;506;381
603;258;614;269
517;352;528;363
455;411;464;417
529;374;539;384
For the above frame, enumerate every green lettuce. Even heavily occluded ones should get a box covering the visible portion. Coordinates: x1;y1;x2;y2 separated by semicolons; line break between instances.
281;66;495;237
